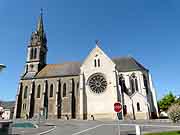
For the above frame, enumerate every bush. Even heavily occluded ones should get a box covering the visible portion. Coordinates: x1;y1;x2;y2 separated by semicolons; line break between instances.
168;103;180;123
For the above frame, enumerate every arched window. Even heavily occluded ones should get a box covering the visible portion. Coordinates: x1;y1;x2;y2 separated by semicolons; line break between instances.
50;84;53;97
34;48;37;59
130;78;135;92
123;105;127;115
143;74;148;94
137;102;140;111
63;83;66;97
98;59;100;67
37;85;41;98
23;104;26;110
30;48;34;59
24;86;28;99
77;82;79;90
135;78;138;92
94;59;97;67
130;73;139;94
119;74;127;93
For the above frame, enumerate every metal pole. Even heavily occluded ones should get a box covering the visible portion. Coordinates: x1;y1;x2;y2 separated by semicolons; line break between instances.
117;115;120;135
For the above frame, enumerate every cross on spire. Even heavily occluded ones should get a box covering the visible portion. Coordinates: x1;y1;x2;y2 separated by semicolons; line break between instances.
95;39;100;46
40;8;43;16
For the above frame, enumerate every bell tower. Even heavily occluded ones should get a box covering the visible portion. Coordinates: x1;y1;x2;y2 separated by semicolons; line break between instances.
25;10;47;75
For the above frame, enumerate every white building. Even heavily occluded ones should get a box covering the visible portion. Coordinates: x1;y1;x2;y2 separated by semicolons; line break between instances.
0;107;11;120
14;13;159;120
79;45;158;120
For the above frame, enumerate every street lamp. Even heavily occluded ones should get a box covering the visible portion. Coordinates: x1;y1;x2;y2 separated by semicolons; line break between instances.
0;64;6;72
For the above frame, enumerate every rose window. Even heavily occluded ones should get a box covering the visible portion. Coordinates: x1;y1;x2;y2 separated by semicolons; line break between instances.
88;73;107;94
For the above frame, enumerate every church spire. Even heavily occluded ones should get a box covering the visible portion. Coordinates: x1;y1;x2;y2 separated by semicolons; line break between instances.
34;9;47;45
37;9;44;34
24;10;47;75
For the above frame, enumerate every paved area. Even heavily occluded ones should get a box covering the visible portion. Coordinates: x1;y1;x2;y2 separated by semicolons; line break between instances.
44;120;180;135
12;119;180;135
12;125;55;135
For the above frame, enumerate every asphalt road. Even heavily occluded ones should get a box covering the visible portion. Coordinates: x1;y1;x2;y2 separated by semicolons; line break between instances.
44;120;180;135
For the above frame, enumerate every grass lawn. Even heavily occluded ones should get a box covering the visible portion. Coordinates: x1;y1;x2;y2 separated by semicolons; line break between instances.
145;131;180;135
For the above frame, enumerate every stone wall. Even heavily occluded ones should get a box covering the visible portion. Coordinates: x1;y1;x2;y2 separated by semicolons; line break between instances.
16;75;80;119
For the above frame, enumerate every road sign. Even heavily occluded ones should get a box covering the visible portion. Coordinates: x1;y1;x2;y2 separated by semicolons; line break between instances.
114;102;122;113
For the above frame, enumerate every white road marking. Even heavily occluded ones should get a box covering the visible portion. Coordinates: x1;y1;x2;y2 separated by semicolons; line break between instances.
71;124;104;135
38;126;56;135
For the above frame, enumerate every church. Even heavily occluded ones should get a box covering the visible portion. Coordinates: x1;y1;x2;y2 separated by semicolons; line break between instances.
14;13;159;120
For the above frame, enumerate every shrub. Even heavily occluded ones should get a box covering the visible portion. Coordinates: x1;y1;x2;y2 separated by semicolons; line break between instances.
167;103;180;123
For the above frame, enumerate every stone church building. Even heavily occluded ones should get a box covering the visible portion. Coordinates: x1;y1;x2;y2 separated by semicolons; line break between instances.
14;13;158;120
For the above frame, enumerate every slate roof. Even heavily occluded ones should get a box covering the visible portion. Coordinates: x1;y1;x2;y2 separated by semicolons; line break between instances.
112;56;147;72
22;57;147;79
35;62;81;78
23;72;37;79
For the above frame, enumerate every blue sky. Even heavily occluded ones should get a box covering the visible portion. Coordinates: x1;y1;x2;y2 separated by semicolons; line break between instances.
0;0;180;101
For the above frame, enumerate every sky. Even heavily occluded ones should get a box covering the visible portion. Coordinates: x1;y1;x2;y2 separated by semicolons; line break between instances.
0;0;180;101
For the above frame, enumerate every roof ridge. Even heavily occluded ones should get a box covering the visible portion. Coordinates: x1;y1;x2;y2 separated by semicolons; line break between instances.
111;56;130;60
129;57;147;71
47;61;81;66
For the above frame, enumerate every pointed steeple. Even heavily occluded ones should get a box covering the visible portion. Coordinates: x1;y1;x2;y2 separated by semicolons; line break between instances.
37;9;44;33
24;10;48;75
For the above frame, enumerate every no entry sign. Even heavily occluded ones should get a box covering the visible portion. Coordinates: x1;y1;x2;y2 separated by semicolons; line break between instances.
114;102;122;113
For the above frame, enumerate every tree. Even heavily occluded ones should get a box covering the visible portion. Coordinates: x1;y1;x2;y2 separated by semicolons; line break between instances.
175;96;180;105
168;103;180;123
158;92;176;112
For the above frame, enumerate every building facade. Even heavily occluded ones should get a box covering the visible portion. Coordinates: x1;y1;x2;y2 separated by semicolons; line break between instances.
14;13;158;120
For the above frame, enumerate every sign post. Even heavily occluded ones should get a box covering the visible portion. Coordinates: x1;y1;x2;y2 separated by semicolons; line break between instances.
114;102;122;135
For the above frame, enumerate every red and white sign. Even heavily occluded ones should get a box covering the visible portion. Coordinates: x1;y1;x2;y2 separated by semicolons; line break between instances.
114;102;122;113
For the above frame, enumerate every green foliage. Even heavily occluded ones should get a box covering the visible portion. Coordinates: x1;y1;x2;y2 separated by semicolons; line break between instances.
158;92;176;111
175;98;180;105
145;131;180;135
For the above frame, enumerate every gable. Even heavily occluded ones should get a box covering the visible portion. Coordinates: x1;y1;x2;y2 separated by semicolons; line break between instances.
81;45;115;70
